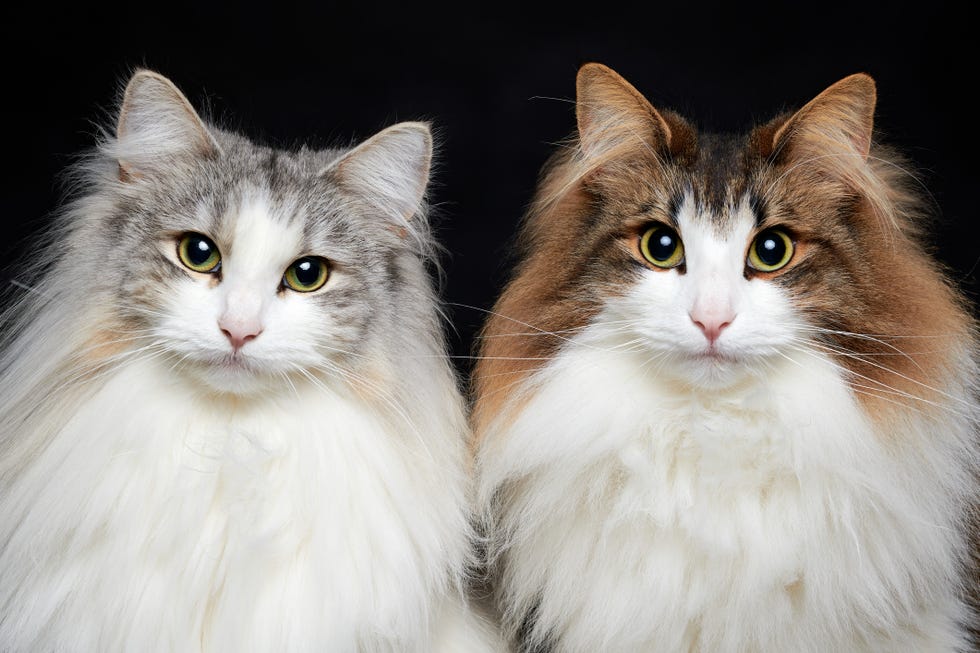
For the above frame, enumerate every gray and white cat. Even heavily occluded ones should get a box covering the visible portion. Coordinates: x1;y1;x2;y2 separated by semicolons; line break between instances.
473;63;979;652
0;70;503;652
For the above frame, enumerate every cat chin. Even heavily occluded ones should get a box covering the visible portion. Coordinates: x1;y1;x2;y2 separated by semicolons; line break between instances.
656;349;767;390
681;363;751;390
181;358;288;396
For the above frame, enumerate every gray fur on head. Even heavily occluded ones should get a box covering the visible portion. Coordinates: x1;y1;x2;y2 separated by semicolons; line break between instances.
1;68;449;405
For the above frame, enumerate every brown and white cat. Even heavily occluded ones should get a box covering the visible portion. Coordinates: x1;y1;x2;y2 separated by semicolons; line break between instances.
473;63;979;652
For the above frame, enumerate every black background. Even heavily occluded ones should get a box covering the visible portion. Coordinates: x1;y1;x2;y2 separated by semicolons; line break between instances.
3;4;976;371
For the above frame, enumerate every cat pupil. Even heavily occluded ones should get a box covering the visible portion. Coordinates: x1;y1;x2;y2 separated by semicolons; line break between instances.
189;239;211;264
294;259;317;284
651;233;675;260
757;234;784;265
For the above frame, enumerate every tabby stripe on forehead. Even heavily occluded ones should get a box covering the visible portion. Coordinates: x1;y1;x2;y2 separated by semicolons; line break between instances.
262;151;286;197
688;134;748;213
665;191;683;227
635;194;682;228
748;192;768;227
208;194;229;234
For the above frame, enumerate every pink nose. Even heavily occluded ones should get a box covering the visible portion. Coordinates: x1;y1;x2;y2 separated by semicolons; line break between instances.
690;310;735;345
218;320;263;352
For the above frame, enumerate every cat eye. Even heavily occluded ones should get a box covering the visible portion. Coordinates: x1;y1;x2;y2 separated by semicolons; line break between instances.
639;224;685;269
747;228;794;272
177;233;221;273
283;257;330;293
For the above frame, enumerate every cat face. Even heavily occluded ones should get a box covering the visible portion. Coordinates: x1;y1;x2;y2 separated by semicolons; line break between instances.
543;122;887;389
138;192;369;395
473;65;969;424
596;193;804;387
86;72;434;395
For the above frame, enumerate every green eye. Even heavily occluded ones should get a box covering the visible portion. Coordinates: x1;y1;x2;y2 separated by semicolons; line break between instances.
177;233;221;273
640;224;684;268
748;228;794;272
283;257;330;292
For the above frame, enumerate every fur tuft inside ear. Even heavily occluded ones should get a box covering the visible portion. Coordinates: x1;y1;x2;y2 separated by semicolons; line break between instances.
323;121;433;225
114;70;218;180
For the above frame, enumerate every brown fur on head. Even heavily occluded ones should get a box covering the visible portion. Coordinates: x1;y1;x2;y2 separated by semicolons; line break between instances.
471;63;975;442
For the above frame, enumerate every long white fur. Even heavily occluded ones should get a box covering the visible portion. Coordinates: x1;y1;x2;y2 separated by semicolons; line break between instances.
478;196;978;652
0;210;504;652
0;208;502;652
0;74;506;652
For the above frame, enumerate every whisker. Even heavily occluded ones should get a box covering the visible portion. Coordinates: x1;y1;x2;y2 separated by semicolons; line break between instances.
277;370;301;401
449;355;553;362
307;360;438;464
8;280;53;299
798;334;927;376
448;303;598;348
309;337;368;360
474;319;644;342
787;344;973;420
793;338;974;413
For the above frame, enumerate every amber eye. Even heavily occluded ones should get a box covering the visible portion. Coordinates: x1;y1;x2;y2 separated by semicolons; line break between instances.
283;257;330;292
747;228;794;272
640;224;684;269
177;233;221;273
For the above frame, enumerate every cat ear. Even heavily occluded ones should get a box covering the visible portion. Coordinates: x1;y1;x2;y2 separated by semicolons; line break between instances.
575;63;673;162
115;70;219;181
323;121;432;224
771;73;876;162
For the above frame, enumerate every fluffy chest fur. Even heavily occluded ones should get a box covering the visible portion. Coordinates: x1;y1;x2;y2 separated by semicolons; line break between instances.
0;357;470;652
478;326;975;653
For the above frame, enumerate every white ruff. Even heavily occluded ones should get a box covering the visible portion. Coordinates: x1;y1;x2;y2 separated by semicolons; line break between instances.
0;356;496;652
478;325;977;652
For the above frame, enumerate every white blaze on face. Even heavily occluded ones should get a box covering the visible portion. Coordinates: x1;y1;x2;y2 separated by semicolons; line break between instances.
600;192;802;386
216;196;304;351
157;193;330;392
675;194;753;347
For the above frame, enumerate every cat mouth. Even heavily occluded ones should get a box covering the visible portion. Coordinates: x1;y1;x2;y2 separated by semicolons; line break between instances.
691;347;738;363
211;352;258;372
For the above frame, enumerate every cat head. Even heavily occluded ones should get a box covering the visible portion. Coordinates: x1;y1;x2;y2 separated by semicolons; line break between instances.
69;70;438;395
474;64;970;424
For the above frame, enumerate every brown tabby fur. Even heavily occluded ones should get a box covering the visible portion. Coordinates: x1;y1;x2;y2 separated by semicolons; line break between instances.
472;66;972;440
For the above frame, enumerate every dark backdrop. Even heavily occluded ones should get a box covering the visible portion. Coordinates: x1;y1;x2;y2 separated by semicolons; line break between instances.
3;4;976;371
